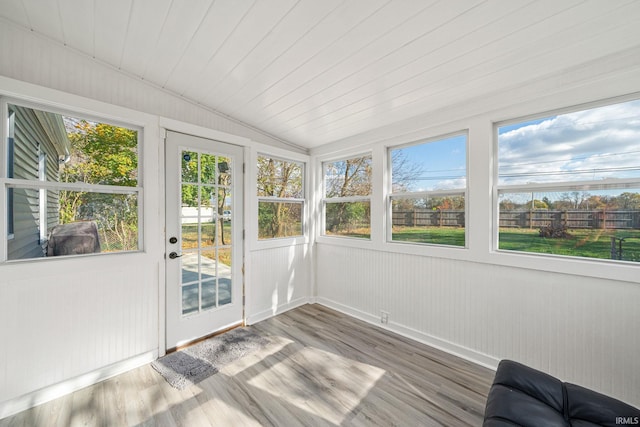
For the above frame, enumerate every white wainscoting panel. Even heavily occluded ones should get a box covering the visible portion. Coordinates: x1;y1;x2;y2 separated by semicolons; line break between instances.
246;243;312;324
0;255;159;418
316;243;640;408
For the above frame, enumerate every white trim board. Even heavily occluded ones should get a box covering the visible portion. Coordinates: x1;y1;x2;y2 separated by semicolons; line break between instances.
0;351;157;420
315;297;500;372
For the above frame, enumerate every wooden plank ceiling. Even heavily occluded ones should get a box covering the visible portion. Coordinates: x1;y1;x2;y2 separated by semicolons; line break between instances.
1;0;640;149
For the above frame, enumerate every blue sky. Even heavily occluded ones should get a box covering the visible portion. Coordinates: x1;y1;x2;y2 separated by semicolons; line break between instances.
391;134;467;191
392;98;640;195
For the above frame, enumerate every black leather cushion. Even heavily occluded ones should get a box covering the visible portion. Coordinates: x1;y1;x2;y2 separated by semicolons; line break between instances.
566;383;640;427
483;360;640;427
484;360;566;427
483;383;567;427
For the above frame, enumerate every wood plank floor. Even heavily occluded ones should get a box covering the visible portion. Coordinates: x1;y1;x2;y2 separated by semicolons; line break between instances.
0;304;494;426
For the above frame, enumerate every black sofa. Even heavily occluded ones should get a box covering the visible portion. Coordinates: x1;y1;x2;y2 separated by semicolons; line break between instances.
483;360;640;427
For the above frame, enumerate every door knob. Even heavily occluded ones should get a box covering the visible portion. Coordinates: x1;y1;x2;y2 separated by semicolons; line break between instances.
169;252;182;259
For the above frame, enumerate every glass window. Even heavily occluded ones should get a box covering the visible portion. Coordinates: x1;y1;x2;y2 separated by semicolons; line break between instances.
3;103;141;261
389;134;467;247
497;98;640;263
257;155;304;239
323;154;372;238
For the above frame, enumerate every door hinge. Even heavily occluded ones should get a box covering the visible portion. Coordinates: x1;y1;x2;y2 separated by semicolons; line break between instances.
243;163;245;173
242;229;245;240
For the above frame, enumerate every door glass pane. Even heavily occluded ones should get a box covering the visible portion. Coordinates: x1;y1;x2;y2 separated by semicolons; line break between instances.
200;221;216;249
218;188;232;245
181;251;199;284
201;280;216;310
218;156;232;186
200;185;215;219
201;250;216;282
218;247;232;306
182;283;199;316
181;184;198;210
200;153;217;184
181;151;198;183
181;223;198;251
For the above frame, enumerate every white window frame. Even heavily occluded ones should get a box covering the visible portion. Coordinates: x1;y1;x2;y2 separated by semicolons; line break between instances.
494;97;640;263
321;152;373;240
387;132;468;248
38;148;47;244
256;153;306;241
1;97;144;262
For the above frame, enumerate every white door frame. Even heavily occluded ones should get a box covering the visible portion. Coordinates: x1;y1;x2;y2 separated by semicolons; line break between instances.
164;129;245;350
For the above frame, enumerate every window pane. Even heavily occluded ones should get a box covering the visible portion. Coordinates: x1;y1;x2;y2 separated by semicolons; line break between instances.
257;156;303;198
324;155;372;197
8;105;138;186
258;201;303;239
498;99;640;185
8;188;139;260
391;196;465;246
391;135;467;192
498;189;640;262
325;201;370;239
5;104;141;261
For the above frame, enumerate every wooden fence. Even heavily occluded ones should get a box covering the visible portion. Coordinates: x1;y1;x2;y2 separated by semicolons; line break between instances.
392;209;640;229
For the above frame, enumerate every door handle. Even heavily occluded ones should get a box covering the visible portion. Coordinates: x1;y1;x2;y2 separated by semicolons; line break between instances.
169;252;182;259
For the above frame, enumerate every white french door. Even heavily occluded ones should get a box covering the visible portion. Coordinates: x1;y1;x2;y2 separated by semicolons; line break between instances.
165;131;244;349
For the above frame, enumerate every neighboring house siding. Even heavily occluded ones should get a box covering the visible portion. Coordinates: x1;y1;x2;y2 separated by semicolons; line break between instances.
7;105;65;260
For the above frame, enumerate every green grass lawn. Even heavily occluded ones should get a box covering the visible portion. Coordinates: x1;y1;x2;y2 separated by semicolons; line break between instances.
390;226;640;262
499;228;640;262
392;226;465;246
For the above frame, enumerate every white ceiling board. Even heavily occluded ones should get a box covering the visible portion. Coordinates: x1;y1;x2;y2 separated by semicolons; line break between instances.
203;0;345;105
119;0;173;77
163;0;254;93
270;0;592;137
93;0;133;67
0;0;29;28
20;0;64;43
214;0;392;115
139;0;216;86
1;0;640;149
307;14;640;145
259;0;535;134
182;0;300;102
235;0;439;128
57;0;96;56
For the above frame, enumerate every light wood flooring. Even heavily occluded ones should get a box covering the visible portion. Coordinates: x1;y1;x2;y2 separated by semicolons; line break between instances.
0;304;494;426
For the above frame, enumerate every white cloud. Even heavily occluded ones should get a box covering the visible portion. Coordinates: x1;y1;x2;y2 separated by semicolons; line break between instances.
499;99;640;184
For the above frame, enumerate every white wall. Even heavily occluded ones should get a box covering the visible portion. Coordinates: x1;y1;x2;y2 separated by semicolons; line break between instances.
0;25;311;418
0;77;164;418
313;44;640;408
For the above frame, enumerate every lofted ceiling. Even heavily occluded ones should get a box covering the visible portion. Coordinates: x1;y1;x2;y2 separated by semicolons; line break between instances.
1;0;640;149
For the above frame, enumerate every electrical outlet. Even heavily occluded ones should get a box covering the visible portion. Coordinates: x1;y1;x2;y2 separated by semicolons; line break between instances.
380;311;389;324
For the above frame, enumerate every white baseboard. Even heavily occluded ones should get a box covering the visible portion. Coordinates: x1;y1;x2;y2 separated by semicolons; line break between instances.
246;296;310;325
0;350;157;420
315;297;500;371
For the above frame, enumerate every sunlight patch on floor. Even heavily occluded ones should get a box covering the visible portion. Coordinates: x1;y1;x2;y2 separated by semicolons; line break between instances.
247;346;386;425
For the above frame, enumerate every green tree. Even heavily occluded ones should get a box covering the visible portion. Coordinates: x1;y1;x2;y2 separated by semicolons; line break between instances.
324;156;372;233
257;157;303;238
60;120;138;251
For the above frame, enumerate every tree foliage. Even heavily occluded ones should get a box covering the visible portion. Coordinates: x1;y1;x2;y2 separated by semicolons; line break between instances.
59;120;138;251
257;157;303;238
